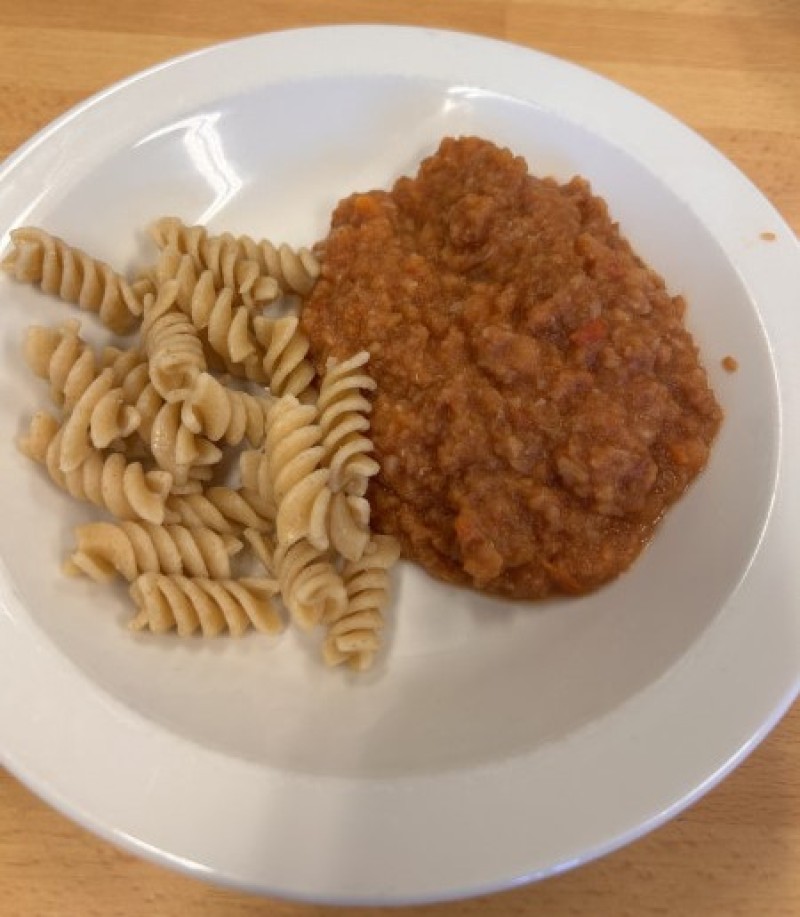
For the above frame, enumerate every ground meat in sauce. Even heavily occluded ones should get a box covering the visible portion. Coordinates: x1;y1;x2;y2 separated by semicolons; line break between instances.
301;137;723;600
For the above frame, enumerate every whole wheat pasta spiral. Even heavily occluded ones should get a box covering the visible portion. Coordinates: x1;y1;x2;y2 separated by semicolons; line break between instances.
19;412;172;524
252;314;316;400
102;348;164;442
24;321;98;410
314;352;379;560
129;573;283;637
103;345;149;386
149;400;222;484
317;352;380;495
57;367;140;467
240;449;275;518
153;244;198;309
10;216;390;671
24;324;151;452
238;236;321;296
149;218;280;306
265;394;331;549
141;280;206;401
242;528;275;574
65;521;242;582
323;535;401;671
182;268;263;371
181;372;270;447
165;485;273;533
273;539;347;631
327;491;372;563
149;218;205;264
1;227;150;334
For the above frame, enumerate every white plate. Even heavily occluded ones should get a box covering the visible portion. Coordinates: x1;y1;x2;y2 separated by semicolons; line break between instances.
0;25;798;906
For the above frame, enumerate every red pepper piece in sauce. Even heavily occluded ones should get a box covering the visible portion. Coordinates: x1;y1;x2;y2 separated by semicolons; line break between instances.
570;316;608;347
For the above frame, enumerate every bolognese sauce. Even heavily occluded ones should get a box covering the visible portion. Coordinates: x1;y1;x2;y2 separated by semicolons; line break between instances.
301;137;722;599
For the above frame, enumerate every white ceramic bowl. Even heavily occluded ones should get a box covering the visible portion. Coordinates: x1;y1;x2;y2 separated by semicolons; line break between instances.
0;26;797;905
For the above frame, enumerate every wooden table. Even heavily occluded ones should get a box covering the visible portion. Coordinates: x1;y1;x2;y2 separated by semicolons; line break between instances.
1;2;798;915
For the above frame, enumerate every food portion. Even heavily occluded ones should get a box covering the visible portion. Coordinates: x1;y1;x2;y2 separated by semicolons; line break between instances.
4;221;397;672
3;134;725;669
302;137;723;599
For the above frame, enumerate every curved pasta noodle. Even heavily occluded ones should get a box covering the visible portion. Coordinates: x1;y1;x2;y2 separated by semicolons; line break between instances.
239;449;275;518
19;412;172;524
65;521;242;582
24;320;98;410
24;325;145;455
323;535;401;671
317;352;379;495
129;573;283;637
186;268;260;367
203;348;268;386
239;448;264;492
2;227;150;334
327;491;371;562
141;280;206;401
165;486;273;533
58;367;140;467
181;372;270;447
149;219;280;306
103;345;149;387
242;528;275;575
238;235;321;296
167;476;208;496
153;244;200;311
149;400;222;484
102;350;164;442
273;539;347;631
86;377;142;451
149;218;205;263
315;353;379;561
265;394;330;549
156;250;265;374
252;315;316;400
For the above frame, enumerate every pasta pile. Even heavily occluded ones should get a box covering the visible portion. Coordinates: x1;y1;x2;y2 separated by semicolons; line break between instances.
3;219;400;671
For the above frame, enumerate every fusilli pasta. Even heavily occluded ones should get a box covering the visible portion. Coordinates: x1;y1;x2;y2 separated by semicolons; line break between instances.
141;280;206;401
322;535;401;671
185;268;260;367
327;491;371;563
65;521;242;582
242;528;275;575
19;412;172;524
104;350;164;442
11;216;396;673
165;485;273;533
239;449;275;519
24;325;151;457
24;321;97;410
252;315;316;400
149;218;280;306
264;394;331;549
129;573;283;637
181;372;271;447
58;367;140;468
2;227;150;334
149;400;222;484
273;539;346;631
238;235;321;296
317;352;379;495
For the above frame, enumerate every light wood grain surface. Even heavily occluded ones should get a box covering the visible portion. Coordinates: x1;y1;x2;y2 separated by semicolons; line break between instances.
1;2;798;915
